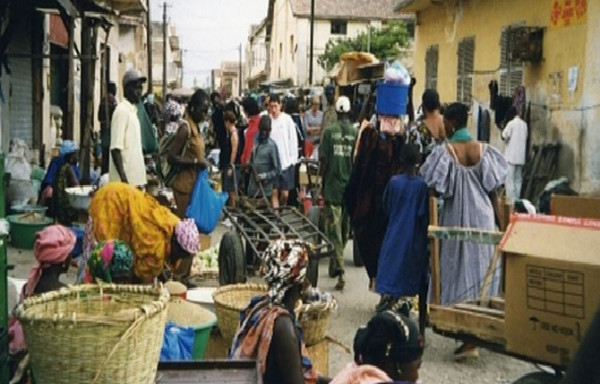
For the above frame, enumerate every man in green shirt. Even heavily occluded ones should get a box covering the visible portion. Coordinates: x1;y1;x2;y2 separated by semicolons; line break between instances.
319;96;357;290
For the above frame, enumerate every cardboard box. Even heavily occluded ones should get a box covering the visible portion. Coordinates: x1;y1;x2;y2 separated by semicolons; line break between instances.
551;195;600;219
501;214;600;367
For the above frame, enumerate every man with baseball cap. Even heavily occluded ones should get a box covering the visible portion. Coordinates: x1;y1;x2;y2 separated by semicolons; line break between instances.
109;69;147;187
319;96;357;290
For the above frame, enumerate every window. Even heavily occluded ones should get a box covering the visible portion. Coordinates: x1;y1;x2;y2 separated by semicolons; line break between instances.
425;45;439;90
290;35;295;62
499;25;524;95
279;42;282;60
456;37;475;105
331;20;347;35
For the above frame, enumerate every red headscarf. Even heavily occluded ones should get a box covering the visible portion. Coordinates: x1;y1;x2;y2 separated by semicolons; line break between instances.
25;225;76;297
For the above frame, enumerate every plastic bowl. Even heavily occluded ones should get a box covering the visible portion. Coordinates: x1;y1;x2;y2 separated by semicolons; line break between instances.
8;214;54;249
11;205;48;215
65;186;94;211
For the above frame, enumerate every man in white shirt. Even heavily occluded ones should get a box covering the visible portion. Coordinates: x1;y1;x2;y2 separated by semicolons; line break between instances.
501;106;528;203
109;69;148;187
268;93;298;207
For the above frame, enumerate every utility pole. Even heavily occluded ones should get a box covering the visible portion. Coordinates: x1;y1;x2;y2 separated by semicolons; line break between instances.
146;0;153;93
309;0;315;85
238;43;243;97
162;1;167;99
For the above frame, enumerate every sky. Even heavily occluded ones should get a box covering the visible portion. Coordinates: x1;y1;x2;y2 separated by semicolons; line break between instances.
150;0;269;88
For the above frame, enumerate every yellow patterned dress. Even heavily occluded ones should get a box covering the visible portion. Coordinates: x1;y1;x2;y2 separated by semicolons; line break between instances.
89;182;180;282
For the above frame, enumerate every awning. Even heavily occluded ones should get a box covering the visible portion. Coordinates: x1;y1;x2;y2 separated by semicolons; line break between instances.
95;0;147;13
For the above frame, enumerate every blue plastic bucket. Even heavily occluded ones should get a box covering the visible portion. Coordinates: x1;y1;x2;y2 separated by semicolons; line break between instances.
376;81;409;116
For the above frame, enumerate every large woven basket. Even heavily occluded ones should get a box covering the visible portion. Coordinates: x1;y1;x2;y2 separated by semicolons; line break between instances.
296;300;336;346
212;283;335;348
212;283;268;348
15;284;169;384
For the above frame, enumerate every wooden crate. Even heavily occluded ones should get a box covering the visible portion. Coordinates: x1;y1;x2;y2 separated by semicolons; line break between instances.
429;298;506;346
156;360;261;384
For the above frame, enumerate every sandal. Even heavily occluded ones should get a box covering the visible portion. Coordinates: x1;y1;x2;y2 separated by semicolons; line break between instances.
454;343;479;361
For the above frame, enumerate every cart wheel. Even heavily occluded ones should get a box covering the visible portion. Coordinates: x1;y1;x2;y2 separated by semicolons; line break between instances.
219;231;247;285
307;257;319;287
511;372;561;384
353;239;364;267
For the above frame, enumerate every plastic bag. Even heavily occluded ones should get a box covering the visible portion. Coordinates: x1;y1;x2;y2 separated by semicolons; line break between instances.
160;322;195;361
384;59;411;85
138;102;158;155
186;169;229;233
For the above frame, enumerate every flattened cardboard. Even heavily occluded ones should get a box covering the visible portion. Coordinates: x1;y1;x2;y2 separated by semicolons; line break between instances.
501;214;600;367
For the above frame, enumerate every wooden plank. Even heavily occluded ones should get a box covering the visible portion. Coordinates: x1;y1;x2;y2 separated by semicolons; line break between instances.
429;197;440;305
429;304;505;346
428;225;504;244
453;303;504;318
479;246;501;305
465;297;505;311
157;360;261;384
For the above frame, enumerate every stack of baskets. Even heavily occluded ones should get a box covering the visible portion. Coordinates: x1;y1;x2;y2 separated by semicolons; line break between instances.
212;283;336;347
15;284;169;384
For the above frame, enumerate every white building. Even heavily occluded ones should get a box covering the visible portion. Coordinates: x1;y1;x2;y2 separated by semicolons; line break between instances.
151;22;183;96
246;20;269;90
267;0;410;86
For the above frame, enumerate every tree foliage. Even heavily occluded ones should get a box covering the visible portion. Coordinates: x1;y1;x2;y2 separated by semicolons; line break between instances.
318;20;411;72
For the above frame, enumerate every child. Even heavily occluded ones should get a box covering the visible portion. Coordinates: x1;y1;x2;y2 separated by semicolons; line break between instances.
376;143;429;313
248;115;281;199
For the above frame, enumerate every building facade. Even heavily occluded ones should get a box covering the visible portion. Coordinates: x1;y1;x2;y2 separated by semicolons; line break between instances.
267;0;409;86
397;0;599;193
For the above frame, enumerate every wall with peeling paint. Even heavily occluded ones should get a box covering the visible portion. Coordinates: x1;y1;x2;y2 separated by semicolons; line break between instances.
410;0;596;193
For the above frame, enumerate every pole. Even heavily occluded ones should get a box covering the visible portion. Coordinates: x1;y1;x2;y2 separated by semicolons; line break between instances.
146;0;153;93
66;17;75;139
238;43;243;96
309;0;315;85
162;1;167;99
367;25;371;53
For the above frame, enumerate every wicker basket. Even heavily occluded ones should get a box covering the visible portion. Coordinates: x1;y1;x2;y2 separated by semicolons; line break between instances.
296;301;336;346
212;283;336;348
15;284;169;384
212;283;268;348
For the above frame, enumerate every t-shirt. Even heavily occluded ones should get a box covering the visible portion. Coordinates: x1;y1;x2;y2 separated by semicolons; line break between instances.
109;99;147;186
303;110;323;141
270;112;298;170
320;120;358;205
501;116;528;165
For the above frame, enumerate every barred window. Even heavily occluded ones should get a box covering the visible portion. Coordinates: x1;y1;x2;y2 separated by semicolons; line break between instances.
499;25;524;95
425;45;439;90
456;37;475;105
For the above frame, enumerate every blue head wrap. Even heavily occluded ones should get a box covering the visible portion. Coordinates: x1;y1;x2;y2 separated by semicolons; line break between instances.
59;140;79;156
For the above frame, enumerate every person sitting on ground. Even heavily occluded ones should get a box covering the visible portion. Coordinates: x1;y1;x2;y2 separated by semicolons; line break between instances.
230;239;329;384
83;240;134;284
52;140;80;226
247;115;281;199
86;182;200;284
8;225;77;384
330;310;424;384
39;140;81;211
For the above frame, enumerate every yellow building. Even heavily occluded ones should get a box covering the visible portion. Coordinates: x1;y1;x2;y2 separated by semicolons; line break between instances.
396;0;599;194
